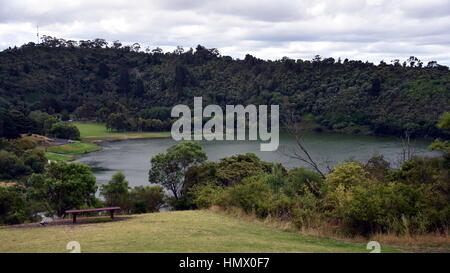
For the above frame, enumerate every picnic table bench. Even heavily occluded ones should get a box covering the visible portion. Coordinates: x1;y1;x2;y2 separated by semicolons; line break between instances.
65;207;121;223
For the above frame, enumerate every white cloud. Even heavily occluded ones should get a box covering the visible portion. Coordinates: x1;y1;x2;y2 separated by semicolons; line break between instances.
0;0;449;65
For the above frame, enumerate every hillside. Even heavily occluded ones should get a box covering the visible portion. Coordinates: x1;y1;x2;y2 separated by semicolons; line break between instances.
0;210;395;253
0;38;449;138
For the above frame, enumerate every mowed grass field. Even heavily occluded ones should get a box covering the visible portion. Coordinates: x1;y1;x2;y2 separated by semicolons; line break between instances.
74;122;171;141
46;141;101;155
0;210;393;253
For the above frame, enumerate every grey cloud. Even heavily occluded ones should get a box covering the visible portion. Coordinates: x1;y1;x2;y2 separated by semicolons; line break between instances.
0;0;449;65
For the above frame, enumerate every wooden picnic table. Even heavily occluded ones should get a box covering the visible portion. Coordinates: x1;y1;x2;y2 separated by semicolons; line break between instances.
65;207;121;223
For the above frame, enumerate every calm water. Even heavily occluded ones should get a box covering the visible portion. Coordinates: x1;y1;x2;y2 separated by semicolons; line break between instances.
76;133;439;187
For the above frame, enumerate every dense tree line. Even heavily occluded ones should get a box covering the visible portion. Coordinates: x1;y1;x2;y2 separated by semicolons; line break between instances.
0;37;449;138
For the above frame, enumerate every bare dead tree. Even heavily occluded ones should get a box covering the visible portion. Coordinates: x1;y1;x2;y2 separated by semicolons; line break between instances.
400;131;416;163
280;111;326;179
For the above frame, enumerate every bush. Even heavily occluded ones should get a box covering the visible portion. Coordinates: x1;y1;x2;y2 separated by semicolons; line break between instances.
130;185;165;213
192;183;224;209
325;161;369;190
220;176;272;217
285;168;323;197
0;186;32;225
292;192;324;229
340;182;437;235
50;122;80;139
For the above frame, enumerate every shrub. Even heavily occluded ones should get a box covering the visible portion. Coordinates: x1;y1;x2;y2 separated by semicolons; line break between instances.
341;183;432;235
221;176;272;217
130;185;165;213
292;191;324;229
192;183;224;209
325;161;369;190
285;168;324;197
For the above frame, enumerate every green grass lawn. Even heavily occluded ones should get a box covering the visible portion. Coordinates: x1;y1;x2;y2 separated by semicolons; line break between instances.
0;210;398;253
74;122;171;141
46;141;101;155
44;152;75;161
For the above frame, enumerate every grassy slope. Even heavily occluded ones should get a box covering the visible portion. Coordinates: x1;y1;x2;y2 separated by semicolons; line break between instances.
75;122;171;141
0;210;394;253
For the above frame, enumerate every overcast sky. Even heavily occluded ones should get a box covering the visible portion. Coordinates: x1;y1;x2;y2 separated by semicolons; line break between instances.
0;0;449;65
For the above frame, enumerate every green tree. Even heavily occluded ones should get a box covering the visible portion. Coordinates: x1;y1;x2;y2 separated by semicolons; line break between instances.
149;141;206;200
28;110;57;135
100;172;131;210
50;122;80;139
106;113;132;132
27;162;97;216
0;185;32;225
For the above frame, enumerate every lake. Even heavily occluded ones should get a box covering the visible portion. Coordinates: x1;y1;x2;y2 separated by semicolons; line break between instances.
76;133;439;187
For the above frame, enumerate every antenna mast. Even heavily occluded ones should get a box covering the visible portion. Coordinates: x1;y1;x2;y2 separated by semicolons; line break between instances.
36;25;40;44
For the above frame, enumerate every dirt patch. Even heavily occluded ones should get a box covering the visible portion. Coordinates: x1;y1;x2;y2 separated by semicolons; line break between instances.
6;216;133;229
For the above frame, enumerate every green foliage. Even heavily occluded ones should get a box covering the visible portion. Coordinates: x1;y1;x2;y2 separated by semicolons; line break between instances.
437;112;450;130
340;183;435;235
192;183;224;209
28;110;58;135
130;185;165;213
215;153;273;186
364;154;391;182
0;109;33;139
220;176;273;217
0;144;46;179
0;150;28;179
1;41;448;138
285;168;324;197
50;122;80;139
100;172;131;210
149;141;206;200
189;151;450;236
325;161;370;192
139;107;172;120
27;162;97;216
106;113;132;132
0;186;32;225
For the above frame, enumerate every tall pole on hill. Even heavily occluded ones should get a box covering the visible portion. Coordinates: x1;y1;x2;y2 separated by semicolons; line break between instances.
36;25;40;44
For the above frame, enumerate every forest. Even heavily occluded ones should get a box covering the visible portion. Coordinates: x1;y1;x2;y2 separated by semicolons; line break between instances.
0;36;449;138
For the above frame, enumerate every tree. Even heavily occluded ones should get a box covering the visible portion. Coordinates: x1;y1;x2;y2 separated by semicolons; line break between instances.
119;69;130;94
429;112;450;153
98;62;109;79
50;122;80;139
29;110;58;135
149;142;206;199
281;111;326;178
106;113;131;132
100;172;130;210
139;106;171;120
27;162;97;216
